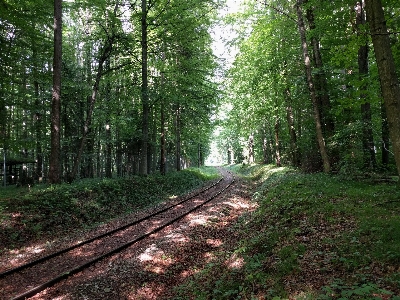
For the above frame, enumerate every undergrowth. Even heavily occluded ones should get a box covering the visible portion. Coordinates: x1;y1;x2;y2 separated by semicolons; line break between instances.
175;164;400;299
0;167;219;250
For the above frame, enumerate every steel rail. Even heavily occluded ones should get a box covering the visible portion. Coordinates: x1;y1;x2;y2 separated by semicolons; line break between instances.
0;177;223;279
3;171;235;300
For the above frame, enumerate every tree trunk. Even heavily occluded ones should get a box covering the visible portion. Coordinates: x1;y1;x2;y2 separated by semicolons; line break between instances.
381;99;390;166
198;144;201;168
33;77;43;182
160;51;166;175
296;0;331;173
284;88;300;167
365;0;400;178
116;129;122;176
105;60;112;178
48;0;62;184
248;133;254;164
356;1;376;170
70;45;110;181
305;6;335;138
274;116;281;167
84;44;94;178
140;0;149;175
160;97;166;175
175;106;181;171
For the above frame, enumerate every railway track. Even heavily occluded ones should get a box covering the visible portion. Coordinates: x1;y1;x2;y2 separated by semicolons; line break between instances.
0;168;234;300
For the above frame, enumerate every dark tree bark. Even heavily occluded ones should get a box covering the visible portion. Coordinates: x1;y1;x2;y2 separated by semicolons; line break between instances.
296;0;331;173
356;1;376;170
48;0;62;184
365;0;400;178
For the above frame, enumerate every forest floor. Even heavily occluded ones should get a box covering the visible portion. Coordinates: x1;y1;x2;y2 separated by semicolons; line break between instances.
1;165;400;299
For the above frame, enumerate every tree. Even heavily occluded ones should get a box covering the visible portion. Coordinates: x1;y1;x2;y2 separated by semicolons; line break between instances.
48;0;62;184
139;0;149;175
70;0;121;181
365;0;400;178
356;0;376;170
296;0;330;173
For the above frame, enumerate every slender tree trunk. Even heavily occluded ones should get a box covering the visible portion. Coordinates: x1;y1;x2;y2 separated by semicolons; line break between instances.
160;98;166;175
34;80;43;182
96;131;101;177
86;95;94;178
105;60;112;178
230;146;234;165
381;99;390;166
284;88;299;167
160;50;167;175
105;126;112;178
148;108;156;173
365;0;400;178
140;0;149;175
49;0;62;183
262;124;269;164
70;48;108;181
274;116;281;167
84;44;94;178
197;144;201;168
356;1;376;170
248;133;254;164
71;1;118;181
175;106;181;171
296;0;330;173
305;6;335;138
32;39;43;182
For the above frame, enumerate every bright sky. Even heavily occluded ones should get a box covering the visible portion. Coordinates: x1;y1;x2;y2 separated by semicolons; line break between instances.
211;0;242;68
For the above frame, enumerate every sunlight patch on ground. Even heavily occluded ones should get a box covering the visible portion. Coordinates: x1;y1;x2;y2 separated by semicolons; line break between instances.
138;244;160;262
139;244;174;276
206;239;222;247
51;295;68;300
203;252;216;263
188;214;209;226
223;200;250;209
226;253;244;269
164;232;188;243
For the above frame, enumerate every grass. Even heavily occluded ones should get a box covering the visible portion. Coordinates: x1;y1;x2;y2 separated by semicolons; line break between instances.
0;166;220;251
174;164;400;299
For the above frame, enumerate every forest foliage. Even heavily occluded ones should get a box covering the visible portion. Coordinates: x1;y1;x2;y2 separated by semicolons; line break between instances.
0;166;219;250
216;0;400;179
1;0;400;183
173;164;400;299
0;0;221;184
